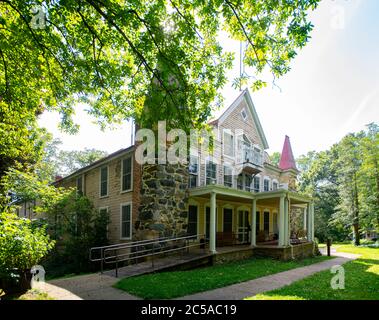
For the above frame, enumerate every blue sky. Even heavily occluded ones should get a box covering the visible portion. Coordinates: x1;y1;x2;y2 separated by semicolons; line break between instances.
38;0;379;158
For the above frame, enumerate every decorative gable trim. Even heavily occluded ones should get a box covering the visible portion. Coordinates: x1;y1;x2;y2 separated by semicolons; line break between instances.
217;89;269;150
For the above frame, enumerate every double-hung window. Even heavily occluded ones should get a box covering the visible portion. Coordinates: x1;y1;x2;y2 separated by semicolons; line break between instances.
206;160;217;185
100;166;108;197
264;179;270;192
122;157;132;192
121;203;132;239
253;176;260;193
237;174;244;190
223;130;234;157
273;181;278;190
223;165;233;187
189;155;199;188
76;176;83;196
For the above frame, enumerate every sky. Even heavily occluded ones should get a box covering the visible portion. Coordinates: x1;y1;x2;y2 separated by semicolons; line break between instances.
38;0;379;158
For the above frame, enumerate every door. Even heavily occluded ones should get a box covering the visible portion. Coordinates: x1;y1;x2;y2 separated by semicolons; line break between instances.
237;210;250;243
187;205;198;236
223;208;233;232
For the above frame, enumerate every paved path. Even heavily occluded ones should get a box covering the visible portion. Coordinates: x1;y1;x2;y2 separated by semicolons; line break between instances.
41;250;359;300
178;251;360;300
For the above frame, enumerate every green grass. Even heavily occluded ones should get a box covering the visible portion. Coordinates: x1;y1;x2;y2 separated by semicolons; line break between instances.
248;244;379;300
114;255;330;299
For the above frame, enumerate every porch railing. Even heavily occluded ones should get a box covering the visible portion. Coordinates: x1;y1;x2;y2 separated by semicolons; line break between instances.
237;145;263;166
89;234;206;277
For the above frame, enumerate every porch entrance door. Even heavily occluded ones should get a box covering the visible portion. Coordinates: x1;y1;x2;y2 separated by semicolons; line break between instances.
237;210;250;243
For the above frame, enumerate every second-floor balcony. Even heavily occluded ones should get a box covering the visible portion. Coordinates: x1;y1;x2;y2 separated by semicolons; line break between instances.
236;145;263;175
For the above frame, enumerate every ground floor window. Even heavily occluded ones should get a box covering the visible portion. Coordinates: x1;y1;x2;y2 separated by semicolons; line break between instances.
187;205;198;236
121;203;132;239
264;211;270;234
256;211;260;234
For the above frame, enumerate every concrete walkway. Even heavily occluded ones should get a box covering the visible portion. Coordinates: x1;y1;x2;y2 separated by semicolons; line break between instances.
41;251;359;300
178;252;359;300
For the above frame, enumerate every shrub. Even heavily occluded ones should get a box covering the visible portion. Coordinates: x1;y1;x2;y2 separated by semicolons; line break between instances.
0;211;55;294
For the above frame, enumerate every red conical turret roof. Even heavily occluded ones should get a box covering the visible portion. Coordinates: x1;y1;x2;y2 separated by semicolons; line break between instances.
279;135;297;170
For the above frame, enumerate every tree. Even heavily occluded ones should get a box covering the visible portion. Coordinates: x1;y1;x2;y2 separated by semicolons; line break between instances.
0;210;55;294
0;0;320;182
269;152;281;166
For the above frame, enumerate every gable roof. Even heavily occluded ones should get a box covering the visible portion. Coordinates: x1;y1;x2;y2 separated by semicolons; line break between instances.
212;89;269;149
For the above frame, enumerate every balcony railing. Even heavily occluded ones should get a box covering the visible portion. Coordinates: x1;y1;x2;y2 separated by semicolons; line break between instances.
237;146;263;167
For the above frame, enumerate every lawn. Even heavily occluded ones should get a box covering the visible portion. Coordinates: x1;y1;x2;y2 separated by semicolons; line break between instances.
114;255;330;299
248;244;379;300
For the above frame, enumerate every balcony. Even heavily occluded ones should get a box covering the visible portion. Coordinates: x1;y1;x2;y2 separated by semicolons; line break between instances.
236;146;263;175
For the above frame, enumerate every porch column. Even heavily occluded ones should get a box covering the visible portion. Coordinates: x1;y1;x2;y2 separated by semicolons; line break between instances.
284;197;289;246
210;191;217;254
303;207;307;231
311;202;315;241
307;202;314;241
278;196;285;246
251;198;257;247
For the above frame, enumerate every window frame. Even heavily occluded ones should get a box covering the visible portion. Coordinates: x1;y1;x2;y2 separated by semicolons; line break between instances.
241;108;248;121
223;165;233;188
189;155;199;188
120;202;132;240
121;156;133;193
223;130;235;158
76;175;84;195
99;165;109;198
206;159;217;185
263;178;270;192
253;176;260;193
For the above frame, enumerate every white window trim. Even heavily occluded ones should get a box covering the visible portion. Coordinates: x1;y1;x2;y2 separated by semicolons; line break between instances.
223;164;234;188
241;108;248;121
223;129;235;158
253;174;261;192
120;202;132;240
189;155;200;187
272;179;279;191
205;159;217;185
263;176;270;192
120;156;133;193
99;165;109;198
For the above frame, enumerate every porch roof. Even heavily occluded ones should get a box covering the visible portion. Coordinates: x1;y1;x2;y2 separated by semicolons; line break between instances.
189;185;312;204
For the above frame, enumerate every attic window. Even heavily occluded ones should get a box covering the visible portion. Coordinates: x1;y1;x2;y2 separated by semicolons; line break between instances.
241;108;247;121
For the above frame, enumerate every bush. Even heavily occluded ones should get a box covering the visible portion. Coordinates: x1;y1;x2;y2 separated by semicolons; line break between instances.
0;211;55;294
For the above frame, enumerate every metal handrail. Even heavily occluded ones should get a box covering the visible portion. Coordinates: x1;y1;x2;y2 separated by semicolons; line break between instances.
90;234;207;276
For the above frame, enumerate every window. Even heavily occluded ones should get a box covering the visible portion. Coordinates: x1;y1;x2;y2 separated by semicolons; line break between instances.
189;155;199;188
241;108;248;121
76;176;83;195
245;175;252;192
223;131;234;157
223;166;233;187
264;179;270;192
187;205;198;236
223;208;233;232
273;181;278;190
253;176;260;193
100;166;108;197
206;160;217;185
273;212;278;234
121;204;132;239
122;157;132;191
237;174;244;190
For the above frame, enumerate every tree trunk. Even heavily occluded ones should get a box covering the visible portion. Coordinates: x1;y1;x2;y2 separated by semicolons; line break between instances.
353;171;360;246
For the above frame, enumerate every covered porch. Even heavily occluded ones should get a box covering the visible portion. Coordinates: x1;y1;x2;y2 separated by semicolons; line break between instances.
188;185;315;256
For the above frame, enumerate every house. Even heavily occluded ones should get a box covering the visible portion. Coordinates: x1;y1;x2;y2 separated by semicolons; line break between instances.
18;89;316;259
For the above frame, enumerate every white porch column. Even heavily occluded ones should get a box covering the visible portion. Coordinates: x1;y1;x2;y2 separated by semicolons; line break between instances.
311;202;315;241
284;198;289;246
251;198;257;247
278;196;285;246
210;191;217;254
303;207;307;231
307;202;313;241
